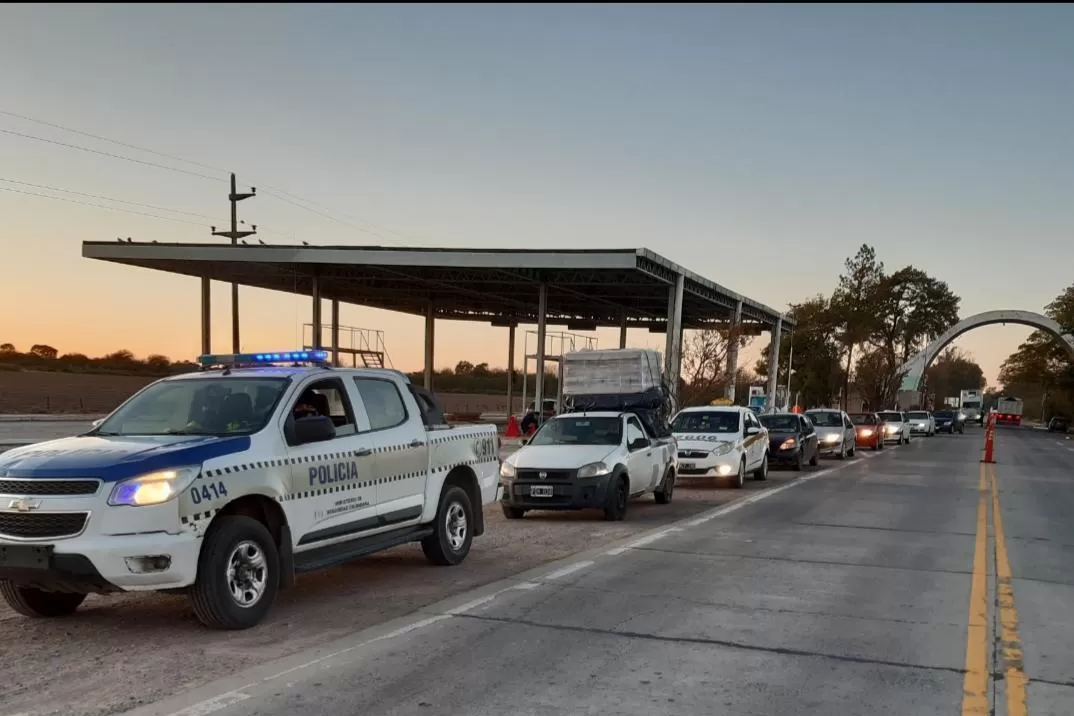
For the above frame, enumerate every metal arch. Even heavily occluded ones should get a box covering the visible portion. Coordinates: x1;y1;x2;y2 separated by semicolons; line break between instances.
898;310;1074;391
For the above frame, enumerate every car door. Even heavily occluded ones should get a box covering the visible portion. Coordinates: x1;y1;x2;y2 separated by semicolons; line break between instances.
799;415;817;460
625;416;658;494
283;376;380;549
742;411;763;469
842;412;855;447
351;375;430;524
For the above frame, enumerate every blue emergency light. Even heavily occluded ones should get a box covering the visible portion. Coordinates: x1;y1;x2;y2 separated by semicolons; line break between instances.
197;350;331;368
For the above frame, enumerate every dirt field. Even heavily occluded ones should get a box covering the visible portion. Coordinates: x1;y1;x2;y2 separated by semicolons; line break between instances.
0;476;795;716
0;370;518;415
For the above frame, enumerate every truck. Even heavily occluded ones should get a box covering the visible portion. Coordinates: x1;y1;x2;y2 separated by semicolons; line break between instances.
960;389;984;425
498;348;677;520
995;396;1024;426
0;350;501;630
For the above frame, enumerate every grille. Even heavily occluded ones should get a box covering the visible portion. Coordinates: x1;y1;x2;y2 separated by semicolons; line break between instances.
516;469;575;482
678;450;710;459
0;479;100;496
0;512;89;539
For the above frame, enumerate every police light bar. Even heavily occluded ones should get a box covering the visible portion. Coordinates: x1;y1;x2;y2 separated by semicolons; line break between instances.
197;350;331;367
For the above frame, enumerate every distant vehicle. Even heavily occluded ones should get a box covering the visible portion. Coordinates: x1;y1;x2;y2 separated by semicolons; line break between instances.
671;406;769;488
759;412;819;471
1047;416;1069;434
944;396;961;409
848;412;885;451
877;410;912;445
995;396;1024;426
932;409;966;434
907;410;935;437
804;409;857;459
960;389;984;425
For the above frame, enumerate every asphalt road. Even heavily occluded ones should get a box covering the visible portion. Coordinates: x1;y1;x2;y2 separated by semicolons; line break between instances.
115;427;1074;716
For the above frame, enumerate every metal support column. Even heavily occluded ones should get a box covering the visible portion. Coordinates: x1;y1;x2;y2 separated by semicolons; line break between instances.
766;315;783;413
424;302;435;390
619;314;628;349
330;300;340;366
664;274;685;404
535;283;548;423
507;324;516;417
785;329;794;411
200;277;211;355
725;300;743;401
310;276;322;349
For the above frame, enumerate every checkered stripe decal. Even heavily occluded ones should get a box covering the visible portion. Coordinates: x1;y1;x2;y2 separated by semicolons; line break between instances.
180;508;220;526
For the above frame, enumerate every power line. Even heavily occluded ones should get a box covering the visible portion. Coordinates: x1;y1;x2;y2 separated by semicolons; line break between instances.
0;177;223;220
259;188;387;241
0;186;211;226
0;127;224;182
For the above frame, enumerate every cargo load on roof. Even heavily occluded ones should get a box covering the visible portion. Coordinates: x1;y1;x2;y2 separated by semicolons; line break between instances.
562;348;663;396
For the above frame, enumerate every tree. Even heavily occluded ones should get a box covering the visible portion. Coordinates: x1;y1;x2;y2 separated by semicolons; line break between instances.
831;245;886;408
29;344;58;359
0;343;14;353
999;282;1074;419
145;354;172;371
454;360;474;376
926;347;985;402
853;347;899;411
757;295;845;409
679;327;748;406
103;349;136;364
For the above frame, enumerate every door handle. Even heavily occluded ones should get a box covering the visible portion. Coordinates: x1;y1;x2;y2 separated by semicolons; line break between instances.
409;439;425;448
355;448;373;457
645;451;652;457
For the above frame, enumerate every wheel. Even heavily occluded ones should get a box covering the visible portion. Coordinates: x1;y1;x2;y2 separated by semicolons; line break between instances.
654;469;675;504
793;451;804;471
603;476;629;520
837;441;846;460
188;515;280;630
501;505;526;519
0;582;86;618
809;447;819;467
848;443;856;458
872;437;881;451
732;459;745;488
753;453;768;480
422;485;475;565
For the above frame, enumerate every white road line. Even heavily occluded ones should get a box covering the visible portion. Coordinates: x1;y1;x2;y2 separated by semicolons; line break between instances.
164;690;253;716
542;560;595;580
447;594;499;615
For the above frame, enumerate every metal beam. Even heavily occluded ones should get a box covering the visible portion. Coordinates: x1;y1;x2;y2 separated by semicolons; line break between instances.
507;324;516;418
200;277;211;355
766;315;783;413
619;313;628;349
664;274;685;403
725;300;743;401
311;275;322;349
330;300;340;366
424;302;435;391
535;283;548;423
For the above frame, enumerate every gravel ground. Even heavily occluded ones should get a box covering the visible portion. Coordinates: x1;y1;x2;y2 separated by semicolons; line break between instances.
0;471;799;716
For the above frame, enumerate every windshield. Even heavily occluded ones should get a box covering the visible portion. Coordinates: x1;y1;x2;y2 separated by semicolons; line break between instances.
805;411;843;427
878;411;903;422
934;411;955;419
94;377;290;436
909;411;930;419
759;415;798;431
849;414;877;425
671;411;740;434
529;416;622;446
962;400;981;409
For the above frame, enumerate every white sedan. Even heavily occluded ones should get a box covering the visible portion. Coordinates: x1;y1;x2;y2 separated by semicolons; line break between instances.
877;410;912;444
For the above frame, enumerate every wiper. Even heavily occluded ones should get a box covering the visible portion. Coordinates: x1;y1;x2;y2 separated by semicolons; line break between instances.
163;429;213;435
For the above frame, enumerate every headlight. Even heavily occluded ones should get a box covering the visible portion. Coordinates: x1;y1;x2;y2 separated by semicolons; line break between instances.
108;467;200;507
712;442;734;456
779;438;797;450
578;462;611;478
860;429;873;437
824;433;841;443
499;462;517;478
885;425;898;433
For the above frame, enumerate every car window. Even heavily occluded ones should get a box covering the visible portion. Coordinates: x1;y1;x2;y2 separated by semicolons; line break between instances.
294;378;357;438
671;410;740;434
805;411;843;427
760;415;798;431
626;419;647;448
352;377;408;431
878;411;902;422
849;414;877;425
800;415;814;433
530;416;622;446
843;414;853;428
908;411;930;419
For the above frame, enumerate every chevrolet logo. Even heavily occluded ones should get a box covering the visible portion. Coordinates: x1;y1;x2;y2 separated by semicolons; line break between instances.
8;498;42;513
538;471;547;479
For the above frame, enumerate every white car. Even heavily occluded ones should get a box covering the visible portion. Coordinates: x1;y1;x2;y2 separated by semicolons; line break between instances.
907;410;935;437
877;410;912;445
499;411;677;520
0;350;501;630
670;406;769;488
803;409;857;459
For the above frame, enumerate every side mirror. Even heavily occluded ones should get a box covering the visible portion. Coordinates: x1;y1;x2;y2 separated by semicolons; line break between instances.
520;438;529;446
90;418;104;429
293;415;336;445
745;426;760;436
629;437;650;451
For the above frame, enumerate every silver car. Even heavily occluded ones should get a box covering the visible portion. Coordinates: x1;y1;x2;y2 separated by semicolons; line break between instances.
878;410;912;444
803;409;857;459
907;410;935;437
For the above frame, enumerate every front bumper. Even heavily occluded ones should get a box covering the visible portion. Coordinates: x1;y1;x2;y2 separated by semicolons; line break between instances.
909;424;931;434
769;447;803;465
816;438;846;455
0;531;201;593
500;470;615;510
675;449;742;478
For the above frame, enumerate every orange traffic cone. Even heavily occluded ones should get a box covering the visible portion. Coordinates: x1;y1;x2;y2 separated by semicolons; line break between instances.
504;415;522;438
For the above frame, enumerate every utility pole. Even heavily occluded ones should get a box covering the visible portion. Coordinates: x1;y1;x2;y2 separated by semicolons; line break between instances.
211;173;256;353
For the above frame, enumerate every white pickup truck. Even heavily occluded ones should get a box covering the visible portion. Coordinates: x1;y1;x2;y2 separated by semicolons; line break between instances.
0;351;501;629
499;411;677;520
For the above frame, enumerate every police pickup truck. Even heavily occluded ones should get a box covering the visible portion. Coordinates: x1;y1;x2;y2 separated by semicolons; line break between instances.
0;351;501;629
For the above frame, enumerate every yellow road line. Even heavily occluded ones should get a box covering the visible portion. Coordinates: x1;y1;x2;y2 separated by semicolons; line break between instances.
961;463;990;716
990;463;1029;716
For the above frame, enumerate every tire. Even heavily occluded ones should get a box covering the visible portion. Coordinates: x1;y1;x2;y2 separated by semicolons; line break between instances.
753;453;768;481
422;485;475;566
809;447;819;467
793;451;804;471
0;582;86;618
188;515;280;630
654;469;675;504
837;442;846;460
732;459;745;488
501;505;526;519
603;476;629;520
848;443;856;458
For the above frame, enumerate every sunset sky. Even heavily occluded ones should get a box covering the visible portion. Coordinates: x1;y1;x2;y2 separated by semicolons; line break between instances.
3;4;1074;386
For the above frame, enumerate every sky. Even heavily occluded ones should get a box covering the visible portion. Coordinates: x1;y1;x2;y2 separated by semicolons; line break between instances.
2;3;1073;386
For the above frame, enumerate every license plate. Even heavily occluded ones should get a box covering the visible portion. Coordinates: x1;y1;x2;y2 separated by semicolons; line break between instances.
680;462;695;469
0;544;52;570
530;485;554;498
